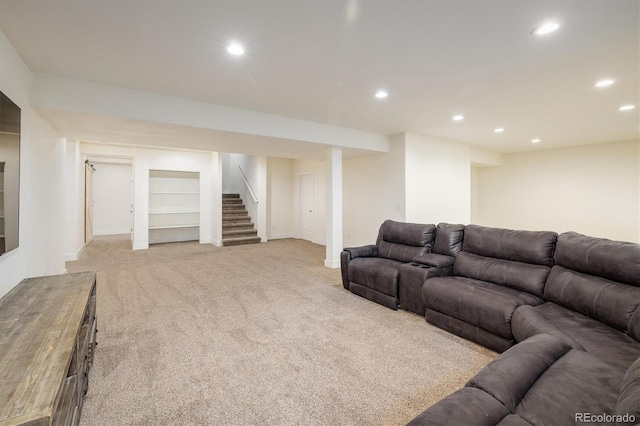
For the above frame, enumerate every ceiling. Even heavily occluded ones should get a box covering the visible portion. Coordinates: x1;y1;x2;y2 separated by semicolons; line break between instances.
0;0;638;154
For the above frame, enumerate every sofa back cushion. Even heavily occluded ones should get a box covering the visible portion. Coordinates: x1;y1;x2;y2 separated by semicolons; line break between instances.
453;225;557;296
554;232;640;286
375;220;435;263
545;233;640;339
454;252;551;296
433;223;465;256
462;225;557;266
545;267;640;335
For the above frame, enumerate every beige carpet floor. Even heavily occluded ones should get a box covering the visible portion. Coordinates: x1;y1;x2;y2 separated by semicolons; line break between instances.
67;236;495;426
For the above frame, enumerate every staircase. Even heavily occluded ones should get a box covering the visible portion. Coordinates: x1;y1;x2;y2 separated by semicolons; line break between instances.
222;194;261;246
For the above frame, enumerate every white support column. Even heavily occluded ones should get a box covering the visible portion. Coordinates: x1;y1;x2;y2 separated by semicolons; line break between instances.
325;147;343;268
211;152;223;246
257;156;268;242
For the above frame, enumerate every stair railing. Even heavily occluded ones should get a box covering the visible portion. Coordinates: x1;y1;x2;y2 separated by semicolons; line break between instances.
238;165;258;205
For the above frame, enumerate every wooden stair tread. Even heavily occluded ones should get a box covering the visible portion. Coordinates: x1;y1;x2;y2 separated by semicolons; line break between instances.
222;236;261;246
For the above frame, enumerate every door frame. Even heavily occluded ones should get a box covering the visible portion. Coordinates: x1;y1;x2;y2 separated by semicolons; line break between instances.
298;172;314;242
83;155;135;246
84;161;95;244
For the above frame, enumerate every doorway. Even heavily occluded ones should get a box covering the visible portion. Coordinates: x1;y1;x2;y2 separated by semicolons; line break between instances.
299;173;314;241
85;157;134;245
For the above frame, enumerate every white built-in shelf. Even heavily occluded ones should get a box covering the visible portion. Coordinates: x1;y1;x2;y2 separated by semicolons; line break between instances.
149;191;199;194
149;224;199;230
148;170;200;244
149;210;199;215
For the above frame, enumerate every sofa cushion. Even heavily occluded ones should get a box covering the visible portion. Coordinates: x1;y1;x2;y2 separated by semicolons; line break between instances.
347;257;402;296
521;303;640;374
512;305;585;350
453;252;551;297
423;277;543;339
376;220;435;263
462;225;557;266
406;386;510;426
544;266;640;339
617;356;640;424
433;223;465;256
514;350;622;426
554;232;640;287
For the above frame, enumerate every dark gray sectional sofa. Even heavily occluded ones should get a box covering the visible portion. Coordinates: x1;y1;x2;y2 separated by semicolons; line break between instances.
340;222;640;426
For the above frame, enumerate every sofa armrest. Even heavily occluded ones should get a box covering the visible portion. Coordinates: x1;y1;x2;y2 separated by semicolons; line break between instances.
412;253;455;269
617;356;640;424
407;387;509;426
340;245;378;290
343;245;378;259
467;333;572;412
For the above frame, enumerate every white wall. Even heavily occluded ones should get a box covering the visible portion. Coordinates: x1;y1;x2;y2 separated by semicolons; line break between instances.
0;29;67;298
404;133;471;225
74;143;217;251
64;140;85;260
92;161;133;236
470;166;480;224
292;159;326;245
342;134;406;247
267;157;294;239
475;140;640;243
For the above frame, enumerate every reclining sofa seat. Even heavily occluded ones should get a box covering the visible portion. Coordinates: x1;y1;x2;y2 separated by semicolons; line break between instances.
341;220;436;310
422;225;557;353
512;232;640;374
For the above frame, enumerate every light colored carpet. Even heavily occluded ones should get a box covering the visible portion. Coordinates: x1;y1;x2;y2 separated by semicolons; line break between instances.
67;236;496;426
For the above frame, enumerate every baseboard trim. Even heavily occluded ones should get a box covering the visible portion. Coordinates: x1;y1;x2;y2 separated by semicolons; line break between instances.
64;245;86;262
269;233;295;240
324;259;340;269
93;230;131;236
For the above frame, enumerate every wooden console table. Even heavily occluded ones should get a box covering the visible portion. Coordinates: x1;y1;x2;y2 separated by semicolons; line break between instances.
0;272;97;426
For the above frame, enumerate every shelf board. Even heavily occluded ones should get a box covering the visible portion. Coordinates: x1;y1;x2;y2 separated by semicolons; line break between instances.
149;224;200;230
149;191;199;195
149;210;199;215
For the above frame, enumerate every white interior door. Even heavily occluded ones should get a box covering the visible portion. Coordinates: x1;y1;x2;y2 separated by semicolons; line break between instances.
300;173;314;241
93;163;133;236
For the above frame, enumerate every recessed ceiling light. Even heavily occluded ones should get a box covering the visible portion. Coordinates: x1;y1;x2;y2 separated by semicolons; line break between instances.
374;90;388;99
533;22;560;36
494;128;505;133
227;43;245;56
619;105;636;111
452;115;464;121
594;79;615;88
531;138;541;143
